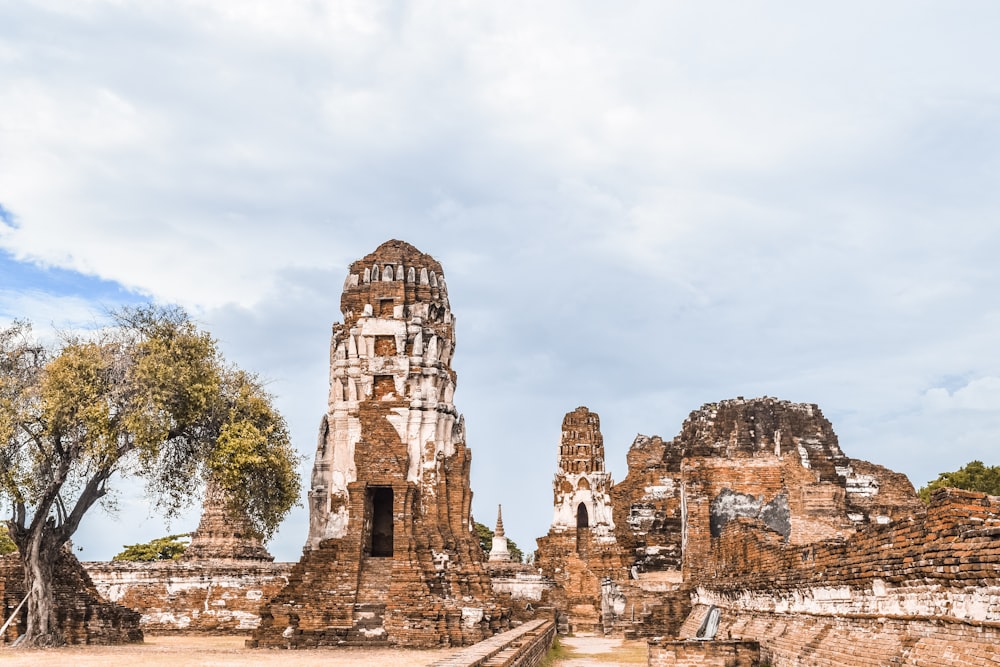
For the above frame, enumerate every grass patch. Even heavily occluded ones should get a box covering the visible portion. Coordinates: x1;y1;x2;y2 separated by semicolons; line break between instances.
539;636;575;666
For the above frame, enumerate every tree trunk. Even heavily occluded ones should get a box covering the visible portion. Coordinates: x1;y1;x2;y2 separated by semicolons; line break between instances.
17;530;63;647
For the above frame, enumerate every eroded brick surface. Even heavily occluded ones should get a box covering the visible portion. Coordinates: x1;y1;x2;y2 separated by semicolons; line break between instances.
251;240;506;648
181;479;274;562
1;550;142;644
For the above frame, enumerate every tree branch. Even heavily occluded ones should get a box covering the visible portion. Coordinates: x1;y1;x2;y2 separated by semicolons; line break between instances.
59;469;112;541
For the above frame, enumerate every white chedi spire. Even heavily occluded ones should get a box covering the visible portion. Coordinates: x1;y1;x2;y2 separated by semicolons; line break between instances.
488;504;511;562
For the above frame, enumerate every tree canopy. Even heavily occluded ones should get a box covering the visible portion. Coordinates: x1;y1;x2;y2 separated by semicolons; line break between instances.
918;460;1000;503
0;306;301;645
0;525;16;555
113;533;191;562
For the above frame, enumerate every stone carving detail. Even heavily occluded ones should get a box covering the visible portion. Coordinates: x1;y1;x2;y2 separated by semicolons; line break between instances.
252;240;505;649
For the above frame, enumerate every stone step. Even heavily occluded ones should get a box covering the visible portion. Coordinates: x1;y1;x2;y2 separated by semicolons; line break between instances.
347;602;389;645
356;558;394;603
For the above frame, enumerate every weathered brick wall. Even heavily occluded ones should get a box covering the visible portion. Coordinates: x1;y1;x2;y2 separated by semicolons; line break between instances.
85;560;292;633
1;551;142;645
688;488;1000;665
611;435;683;574
718;613;999;667
648;639;760;667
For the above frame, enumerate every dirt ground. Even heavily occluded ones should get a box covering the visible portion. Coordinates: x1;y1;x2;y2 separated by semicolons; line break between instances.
555;634;647;666
0;634;458;666
0;631;648;666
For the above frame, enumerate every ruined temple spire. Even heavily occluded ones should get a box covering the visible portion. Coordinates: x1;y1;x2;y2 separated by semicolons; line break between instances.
495;504;505;537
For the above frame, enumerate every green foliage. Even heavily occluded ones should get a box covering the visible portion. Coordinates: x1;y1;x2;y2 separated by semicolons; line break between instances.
0;525;17;555
113;533;191;562
539;636;572;667
918;460;1000;503
0;305;301;550
475;520;493;554
473;521;525;563
207;370;302;541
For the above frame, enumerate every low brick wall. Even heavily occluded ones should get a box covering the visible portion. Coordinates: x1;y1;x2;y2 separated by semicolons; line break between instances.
428;618;556;667
85;560;292;633
648;640;760;667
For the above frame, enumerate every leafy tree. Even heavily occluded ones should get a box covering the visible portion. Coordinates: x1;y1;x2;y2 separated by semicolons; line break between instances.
474;521;525;563
0;307;301;646
918;460;1000;503
113;533;191;562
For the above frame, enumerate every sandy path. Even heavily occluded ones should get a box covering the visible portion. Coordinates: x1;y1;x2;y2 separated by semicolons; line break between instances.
0;634;458;666
555;634;647;666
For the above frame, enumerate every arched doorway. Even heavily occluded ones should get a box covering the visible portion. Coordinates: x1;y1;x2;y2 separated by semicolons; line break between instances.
576;503;589;528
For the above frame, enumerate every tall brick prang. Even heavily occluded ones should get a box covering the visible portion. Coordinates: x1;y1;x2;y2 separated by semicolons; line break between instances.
535;407;627;633
251;240;506;648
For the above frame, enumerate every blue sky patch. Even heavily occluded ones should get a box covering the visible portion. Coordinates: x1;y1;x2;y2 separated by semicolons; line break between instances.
0;249;147;306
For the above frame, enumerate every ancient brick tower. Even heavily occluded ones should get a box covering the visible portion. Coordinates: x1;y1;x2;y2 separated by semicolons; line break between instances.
535;407;625;633
183;479;273;561
251;240;505;648
549;406;616;544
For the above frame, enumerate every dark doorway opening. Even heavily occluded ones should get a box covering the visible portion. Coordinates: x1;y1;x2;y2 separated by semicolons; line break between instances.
576;503;590;528
368;487;394;557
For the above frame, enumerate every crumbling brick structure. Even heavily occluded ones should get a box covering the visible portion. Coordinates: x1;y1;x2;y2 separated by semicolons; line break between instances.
691;487;1000;665
1;549;142;644
86;559;291;633
181;478;274;562
251;240;506;648
535;407;628;633
538;397;925;639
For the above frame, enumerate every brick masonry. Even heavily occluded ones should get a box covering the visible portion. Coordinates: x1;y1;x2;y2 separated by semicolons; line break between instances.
1;550;142;644
427;618;555;667
251;240;507;648
85;560;292;633
648;639;761;667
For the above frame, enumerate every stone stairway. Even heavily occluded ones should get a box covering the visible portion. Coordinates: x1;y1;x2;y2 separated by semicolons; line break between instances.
346;557;394;645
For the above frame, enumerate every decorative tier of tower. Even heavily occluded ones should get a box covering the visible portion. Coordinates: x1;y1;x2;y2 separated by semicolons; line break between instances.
251;240;506;648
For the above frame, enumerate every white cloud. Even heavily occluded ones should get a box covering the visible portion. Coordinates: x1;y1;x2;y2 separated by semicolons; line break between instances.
1;1;1000;559
924;377;1000;412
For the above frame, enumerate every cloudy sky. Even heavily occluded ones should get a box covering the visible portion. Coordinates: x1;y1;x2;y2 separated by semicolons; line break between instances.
2;1;999;562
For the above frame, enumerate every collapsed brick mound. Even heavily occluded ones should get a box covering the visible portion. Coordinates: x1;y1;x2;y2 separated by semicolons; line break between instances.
1;549;142;645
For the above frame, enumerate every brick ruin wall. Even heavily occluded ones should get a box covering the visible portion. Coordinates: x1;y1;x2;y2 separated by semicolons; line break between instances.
648;639;761;667
85;560;292;633
533;397;1000;666
1;550;142;644
688;487;1000;666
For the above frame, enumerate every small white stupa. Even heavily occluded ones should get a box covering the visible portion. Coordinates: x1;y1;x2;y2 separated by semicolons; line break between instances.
488;504;512;562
